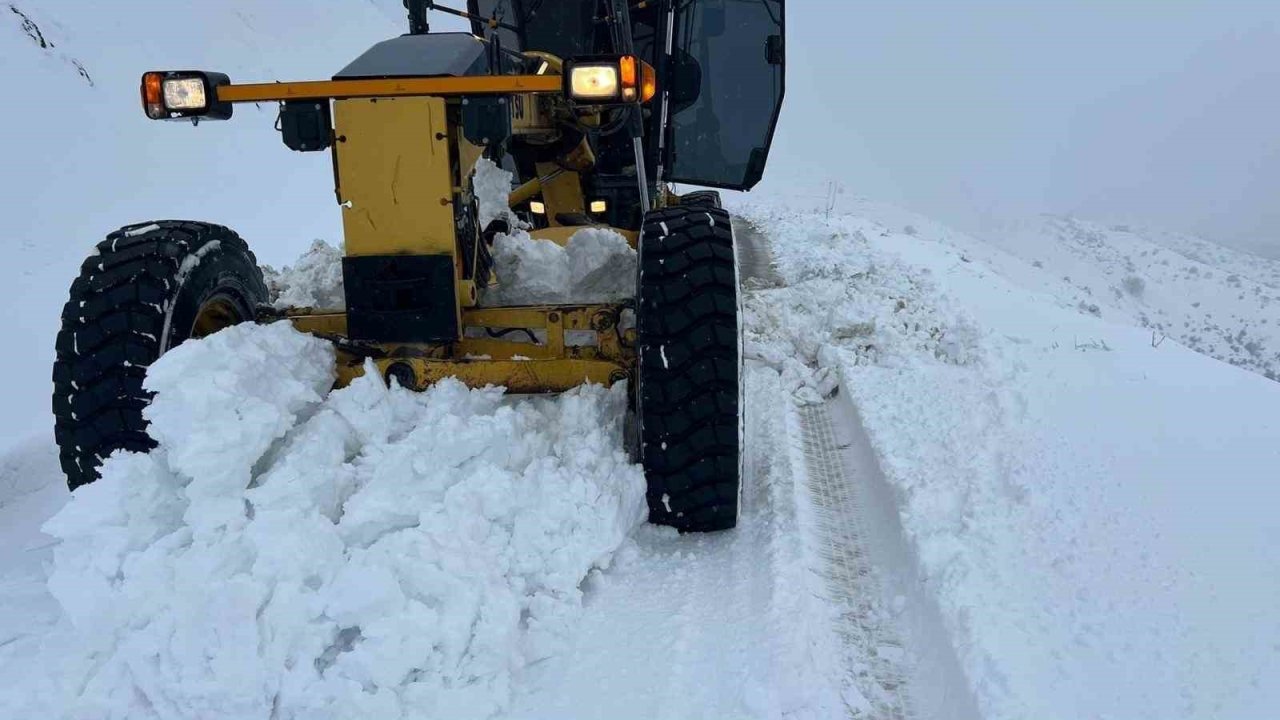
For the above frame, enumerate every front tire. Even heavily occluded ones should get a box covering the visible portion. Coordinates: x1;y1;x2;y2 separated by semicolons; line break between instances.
636;205;741;532
53;221;267;490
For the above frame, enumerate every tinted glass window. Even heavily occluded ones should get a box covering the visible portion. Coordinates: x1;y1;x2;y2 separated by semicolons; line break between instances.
470;1;601;58
523;1;597;57
468;1;520;50
668;0;783;190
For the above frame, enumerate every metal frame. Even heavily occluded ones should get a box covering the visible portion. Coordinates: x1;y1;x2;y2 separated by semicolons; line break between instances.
284;303;636;393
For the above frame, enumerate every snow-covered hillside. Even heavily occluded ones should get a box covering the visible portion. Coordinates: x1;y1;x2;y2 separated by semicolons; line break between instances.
0;1;414;450
818;197;1280;383
987;216;1280;380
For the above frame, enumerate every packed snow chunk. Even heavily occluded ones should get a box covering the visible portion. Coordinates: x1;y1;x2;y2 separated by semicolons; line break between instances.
262;239;346;309
472;157;522;230
484;227;636;306
21;323;646;720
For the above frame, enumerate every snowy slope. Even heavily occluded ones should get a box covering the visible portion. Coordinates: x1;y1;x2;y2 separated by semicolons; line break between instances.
821;198;1280;382
986;216;1280;380
0;1;408;451
733;202;1280;720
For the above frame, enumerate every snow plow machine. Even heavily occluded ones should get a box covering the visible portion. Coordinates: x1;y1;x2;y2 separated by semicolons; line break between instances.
52;0;784;532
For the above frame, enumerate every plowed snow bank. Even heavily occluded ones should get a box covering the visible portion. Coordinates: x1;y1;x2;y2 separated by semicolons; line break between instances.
10;322;645;720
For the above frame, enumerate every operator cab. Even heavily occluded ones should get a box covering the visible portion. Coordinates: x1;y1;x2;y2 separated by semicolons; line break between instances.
468;0;784;200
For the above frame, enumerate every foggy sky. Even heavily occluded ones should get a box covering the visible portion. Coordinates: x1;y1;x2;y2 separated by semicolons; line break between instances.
759;1;1279;255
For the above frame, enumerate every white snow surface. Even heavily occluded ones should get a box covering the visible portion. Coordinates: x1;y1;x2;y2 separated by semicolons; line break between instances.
1;195;1276;718
263;239;347;310
826;199;1280;383
482;228;636;306
4;322;645;719
472;151;637;306
472;157;523;231
734;200;1280;720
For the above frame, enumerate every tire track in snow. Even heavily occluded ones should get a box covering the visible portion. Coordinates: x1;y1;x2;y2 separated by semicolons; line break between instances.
735;214;916;719
732;217;784;289
506;365;842;718
797;402;914;719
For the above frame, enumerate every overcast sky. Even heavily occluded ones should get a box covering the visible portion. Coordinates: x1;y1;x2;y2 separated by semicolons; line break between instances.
758;1;1279;255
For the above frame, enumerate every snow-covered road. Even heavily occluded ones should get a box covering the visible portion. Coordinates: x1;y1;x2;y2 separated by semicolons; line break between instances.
0;216;927;720
2;206;1277;720
506;222;932;718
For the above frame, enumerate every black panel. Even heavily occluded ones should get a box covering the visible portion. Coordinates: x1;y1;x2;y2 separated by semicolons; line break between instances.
335;33;489;80
343;255;459;343
461;96;512;146
278;100;332;152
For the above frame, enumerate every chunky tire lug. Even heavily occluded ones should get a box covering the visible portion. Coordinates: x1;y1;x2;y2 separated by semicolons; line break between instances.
53;221;267;490
637;205;740;532
677;189;723;209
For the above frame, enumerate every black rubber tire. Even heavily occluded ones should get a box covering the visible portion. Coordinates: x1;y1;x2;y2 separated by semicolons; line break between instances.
636;205;741;532
53;221;267;490
678;190;723;209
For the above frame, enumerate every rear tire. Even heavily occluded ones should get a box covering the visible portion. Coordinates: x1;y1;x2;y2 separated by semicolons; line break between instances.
636;205;740;532
678;190;723;209
53;221;267;490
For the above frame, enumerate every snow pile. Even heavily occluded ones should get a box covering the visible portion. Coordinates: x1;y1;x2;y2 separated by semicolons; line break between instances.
9;322;645;720
471;156;636;306
483;228;636;306
739;200;1280;720
472;157;522;230
263;239;347;309
741;213;979;404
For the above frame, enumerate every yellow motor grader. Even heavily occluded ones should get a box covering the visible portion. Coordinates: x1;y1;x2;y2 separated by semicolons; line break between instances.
52;0;784;532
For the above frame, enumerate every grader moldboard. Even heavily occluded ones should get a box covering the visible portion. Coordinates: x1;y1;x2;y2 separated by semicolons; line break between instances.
53;0;784;533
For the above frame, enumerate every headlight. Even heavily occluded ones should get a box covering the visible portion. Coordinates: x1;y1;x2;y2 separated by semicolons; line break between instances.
563;55;657;105
141;71;233;122
569;65;620;101
162;77;207;111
